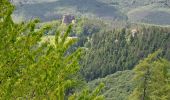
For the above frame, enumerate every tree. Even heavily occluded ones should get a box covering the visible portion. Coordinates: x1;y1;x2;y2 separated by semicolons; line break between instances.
0;0;104;99
129;50;170;100
81;25;170;81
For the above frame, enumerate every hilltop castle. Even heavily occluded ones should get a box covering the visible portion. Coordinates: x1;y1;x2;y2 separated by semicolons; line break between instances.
62;14;75;25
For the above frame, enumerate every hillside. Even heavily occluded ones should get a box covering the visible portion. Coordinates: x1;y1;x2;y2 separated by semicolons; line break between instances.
81;25;170;81
12;0;170;25
96;0;170;25
1;0;170;99
12;0;125;22
88;70;134;100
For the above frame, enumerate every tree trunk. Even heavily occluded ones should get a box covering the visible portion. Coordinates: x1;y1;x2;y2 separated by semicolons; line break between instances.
142;69;149;100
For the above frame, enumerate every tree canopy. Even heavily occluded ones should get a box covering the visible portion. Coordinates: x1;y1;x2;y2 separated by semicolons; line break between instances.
129;50;170;100
0;0;103;99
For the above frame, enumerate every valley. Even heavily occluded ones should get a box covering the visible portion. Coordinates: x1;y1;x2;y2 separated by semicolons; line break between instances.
1;0;170;99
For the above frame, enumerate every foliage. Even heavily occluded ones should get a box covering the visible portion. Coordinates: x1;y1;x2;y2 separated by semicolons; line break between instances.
0;0;104;99
129;50;170;100
81;26;170;81
88;70;134;100
69;83;104;100
87;51;170;100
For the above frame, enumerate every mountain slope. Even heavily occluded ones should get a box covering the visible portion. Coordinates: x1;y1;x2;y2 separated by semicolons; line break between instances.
81;25;170;81
127;4;170;25
12;0;125;22
12;0;170;25
88;70;134;100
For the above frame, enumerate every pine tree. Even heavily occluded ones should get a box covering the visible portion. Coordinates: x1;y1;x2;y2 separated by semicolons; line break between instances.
0;0;104;99
129;50;170;100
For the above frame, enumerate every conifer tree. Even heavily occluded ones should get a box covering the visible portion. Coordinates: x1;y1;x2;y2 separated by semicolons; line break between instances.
0;0;104;99
129;50;170;100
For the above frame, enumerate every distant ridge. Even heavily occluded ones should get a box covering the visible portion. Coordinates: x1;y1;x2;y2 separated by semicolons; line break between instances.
12;0;170;25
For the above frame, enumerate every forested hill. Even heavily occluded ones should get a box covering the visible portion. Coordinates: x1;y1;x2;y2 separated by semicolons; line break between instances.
1;0;170;99
81;25;170;81
88;70;134;100
12;0;170;25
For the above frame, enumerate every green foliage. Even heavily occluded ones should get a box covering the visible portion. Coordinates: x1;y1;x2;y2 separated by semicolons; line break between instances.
81;26;170;81
129;50;170;100
0;0;104;99
87;51;170;100
69;83;104;100
88;70;134;100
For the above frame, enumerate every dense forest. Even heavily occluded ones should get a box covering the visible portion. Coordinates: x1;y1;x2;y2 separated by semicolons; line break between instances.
81;26;170;81
0;0;170;100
